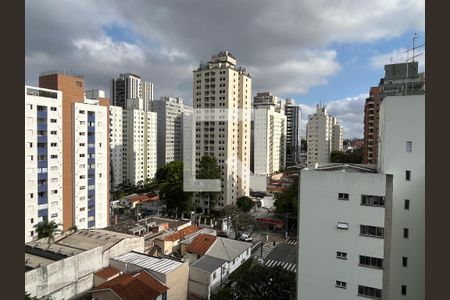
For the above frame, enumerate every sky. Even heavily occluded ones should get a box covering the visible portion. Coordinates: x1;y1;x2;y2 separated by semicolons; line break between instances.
25;0;425;139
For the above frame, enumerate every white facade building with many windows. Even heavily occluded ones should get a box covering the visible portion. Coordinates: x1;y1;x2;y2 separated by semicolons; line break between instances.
109;105;123;189
193;51;252;213
25;86;64;243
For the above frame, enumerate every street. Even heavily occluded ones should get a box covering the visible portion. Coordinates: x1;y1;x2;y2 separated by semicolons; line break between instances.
257;237;298;272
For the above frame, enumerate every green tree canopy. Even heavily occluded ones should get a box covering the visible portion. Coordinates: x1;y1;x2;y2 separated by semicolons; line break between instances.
274;176;299;217
236;196;254;213
221;204;257;239
159;160;193;218
33;220;61;244
197;155;221;214
330;149;363;164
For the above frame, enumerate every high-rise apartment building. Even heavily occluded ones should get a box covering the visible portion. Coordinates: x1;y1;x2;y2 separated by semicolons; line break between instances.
285;98;302;166
109;105;123;189
251;92;287;176
121;98;157;185
298;62;425;300
111;73;154;111
151;97;193;169
25;71;111;240
306;105;343;166
363;87;381;164
193;51;252;213
25;86;63;243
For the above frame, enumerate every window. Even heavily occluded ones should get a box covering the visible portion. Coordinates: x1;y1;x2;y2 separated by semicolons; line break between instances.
361;195;385;207
335;280;347;289
402;257;408;267
359;255;383;269
404;199;410;210
50;155;58;159
403;228;409;238
405;141;412;152
360;225;384;238
50;131;57;135
338;193;349;200
405;170;411;181
336;251;347;260
213;271;217;280
50;107;57;111
50;119;57;123
401;285;407;295
358;285;382;299
337;222;349;230
28;142;33;148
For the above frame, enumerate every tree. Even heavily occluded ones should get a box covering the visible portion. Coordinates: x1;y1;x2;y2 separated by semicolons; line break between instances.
159;160;193;218
274;176;298;216
211;257;296;300
197;155;221;215
33;220;61;244
330;149;363;164
25;292;52;300
221;204;256;239
236;196;254;213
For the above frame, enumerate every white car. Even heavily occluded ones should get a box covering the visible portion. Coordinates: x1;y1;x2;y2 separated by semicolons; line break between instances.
240;233;253;242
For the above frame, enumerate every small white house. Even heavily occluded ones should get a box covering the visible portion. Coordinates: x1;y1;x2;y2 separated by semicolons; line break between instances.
189;255;228;300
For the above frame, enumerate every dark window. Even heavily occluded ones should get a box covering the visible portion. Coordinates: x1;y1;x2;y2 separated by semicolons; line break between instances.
404;199;410;210
335;280;347;289
358;285;382;299
401;285;407;295
338;193;349;200
405;170;411;181
336;251;347;260
402;257;408;267
359;255;383;269
360;225;384;238
403;228;409;238
361;195;385;207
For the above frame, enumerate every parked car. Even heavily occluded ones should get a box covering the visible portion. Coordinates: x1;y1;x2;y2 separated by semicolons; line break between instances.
239;233;253;242
217;231;229;238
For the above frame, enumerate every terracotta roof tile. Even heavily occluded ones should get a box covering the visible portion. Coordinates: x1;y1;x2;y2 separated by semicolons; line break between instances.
93;271;168;300
94;266;121;279
186;234;216;255
163;225;200;242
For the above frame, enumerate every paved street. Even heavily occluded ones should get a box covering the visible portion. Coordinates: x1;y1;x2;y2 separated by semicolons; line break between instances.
263;237;298;272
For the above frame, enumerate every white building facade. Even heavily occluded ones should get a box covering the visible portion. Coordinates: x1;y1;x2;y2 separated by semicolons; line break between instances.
72;99;109;229
111;73;154;111
306;105;343;166
298;165;392;300
193;51;252;213
152;96;193;169
252;102;286;176
285;98;302;166
109;105;123;189
25;86;64;243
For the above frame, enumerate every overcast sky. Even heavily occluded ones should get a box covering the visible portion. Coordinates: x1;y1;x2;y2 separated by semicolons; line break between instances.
25;0;425;138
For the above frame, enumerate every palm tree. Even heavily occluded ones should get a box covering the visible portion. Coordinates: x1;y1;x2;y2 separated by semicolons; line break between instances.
33;220;61;244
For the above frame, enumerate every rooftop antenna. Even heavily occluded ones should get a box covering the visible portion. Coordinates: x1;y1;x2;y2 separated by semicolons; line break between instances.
402;33;425;95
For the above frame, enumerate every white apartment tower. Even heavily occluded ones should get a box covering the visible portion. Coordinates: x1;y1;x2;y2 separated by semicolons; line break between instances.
109;105;123;189
193;51;252;213
25;86;64;243
111;73;154;111
122;98;157;186
298;63;425;300
306;105;343;166
72;93;109;230
252;92;287;176
151;97;193;169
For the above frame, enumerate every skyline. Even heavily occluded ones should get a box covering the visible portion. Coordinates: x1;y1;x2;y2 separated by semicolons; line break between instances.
25;0;425;138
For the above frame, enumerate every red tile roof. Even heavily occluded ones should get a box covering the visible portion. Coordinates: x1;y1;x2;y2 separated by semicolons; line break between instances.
94;266;121;280
185;234;216;255
128;193;160;203
163;225;200;242
93;271;168;300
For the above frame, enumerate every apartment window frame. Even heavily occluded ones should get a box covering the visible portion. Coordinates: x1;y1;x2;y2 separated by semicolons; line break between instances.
358;285;382;299
359;255;383;269
405;141;412;153
336;251;347;260
405;170;411;181
403;228;409;239
360;225;384;238
404;199;410;210
402;256;408;267
335;280;347;289
338;193;349;201
337;222;349;230
361;195;385;207
401;285;407;296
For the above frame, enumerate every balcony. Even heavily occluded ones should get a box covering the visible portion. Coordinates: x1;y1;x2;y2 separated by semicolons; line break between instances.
88;147;95;154
37;160;48;169
38;195;48;205
88;210;96;217
38;209;48;218
88;220;95;228
37;135;47;143
87;178;95;186
38;184;48;193
87;158;95;165
88;199;95;207
37;123;47;131
38;173;47;180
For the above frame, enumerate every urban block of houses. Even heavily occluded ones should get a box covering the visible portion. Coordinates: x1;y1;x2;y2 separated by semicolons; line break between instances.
25;230;144;300
109;251;189;300
119;193;160;209
186;237;253;299
184;234;217;263
91;270;169;300
154;225;200;255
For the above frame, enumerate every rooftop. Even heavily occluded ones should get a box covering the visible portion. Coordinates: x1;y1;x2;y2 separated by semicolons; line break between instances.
185;234;217;255
191;255;227;273
161;225;200;242
92;271;168;300
94;266;121;280
309;163;378;173
113;251;183;274
205;238;252;262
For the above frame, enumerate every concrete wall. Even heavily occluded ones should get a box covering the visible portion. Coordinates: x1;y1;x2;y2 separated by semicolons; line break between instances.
103;236;144;267
25;247;103;299
298;170;389;300
228;247;251;274
165;261;189;300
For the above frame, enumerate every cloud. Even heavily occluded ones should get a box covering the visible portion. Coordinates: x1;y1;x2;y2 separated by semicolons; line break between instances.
25;0;424;103
300;93;368;139
370;47;425;72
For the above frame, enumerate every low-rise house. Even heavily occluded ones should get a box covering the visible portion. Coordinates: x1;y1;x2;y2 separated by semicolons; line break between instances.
25;230;144;300
184;234;217;264
93;266;122;287
110;251;189;300
154;225;200;255
91;270;168;300
179;229;217;257
120;193;160;209
188;256;228;300
204;238;252;274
